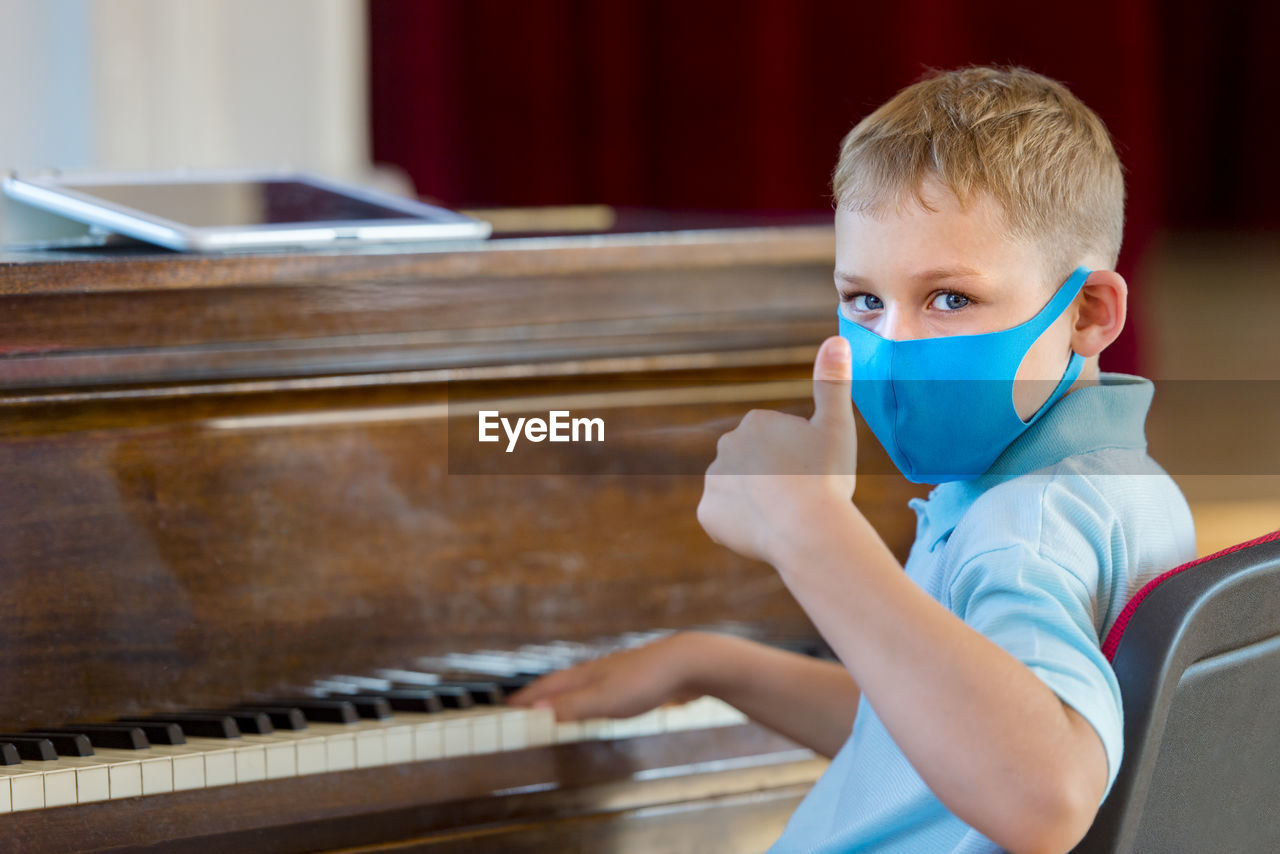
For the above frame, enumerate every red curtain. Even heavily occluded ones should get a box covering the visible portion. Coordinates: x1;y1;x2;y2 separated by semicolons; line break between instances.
369;0;1277;374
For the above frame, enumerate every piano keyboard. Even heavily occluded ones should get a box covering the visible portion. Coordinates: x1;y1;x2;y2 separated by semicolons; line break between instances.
0;633;753;814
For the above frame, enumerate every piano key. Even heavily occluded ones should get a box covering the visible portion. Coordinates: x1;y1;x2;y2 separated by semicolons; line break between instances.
95;743;210;792
34;753;143;800
373;668;440;686
0;766;44;810
359;689;443;713
0;775;9;812
21;732;95;756
0;743;21;765
245;699;358;724
124;714;241;739
340;696;392;720
428;681;504;705
319;675;394;692
554;720;584;744
236;734;298;779
0;737;58;762
427;686;474;709
22;755;113;803
191;710;274;735
33;764;78;807
230;706;308;731
49;724;155;749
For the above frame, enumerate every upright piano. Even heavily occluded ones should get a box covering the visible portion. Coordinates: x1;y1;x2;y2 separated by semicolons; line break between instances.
0;218;925;852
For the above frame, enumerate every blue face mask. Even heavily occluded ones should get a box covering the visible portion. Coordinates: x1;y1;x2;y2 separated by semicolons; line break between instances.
838;265;1090;484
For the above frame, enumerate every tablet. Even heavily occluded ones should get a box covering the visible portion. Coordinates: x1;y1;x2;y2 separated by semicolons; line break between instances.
1;170;492;252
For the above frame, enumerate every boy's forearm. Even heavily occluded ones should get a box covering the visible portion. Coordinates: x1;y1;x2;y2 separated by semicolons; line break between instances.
767;501;1104;854
685;631;860;758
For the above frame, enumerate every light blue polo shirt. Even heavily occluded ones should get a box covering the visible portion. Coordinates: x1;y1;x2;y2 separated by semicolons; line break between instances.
770;373;1196;854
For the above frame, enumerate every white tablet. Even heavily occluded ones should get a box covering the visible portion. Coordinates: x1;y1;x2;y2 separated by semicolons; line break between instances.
1;169;492;252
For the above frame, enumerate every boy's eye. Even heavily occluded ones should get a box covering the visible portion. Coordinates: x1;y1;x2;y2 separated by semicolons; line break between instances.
931;291;970;311
844;293;883;312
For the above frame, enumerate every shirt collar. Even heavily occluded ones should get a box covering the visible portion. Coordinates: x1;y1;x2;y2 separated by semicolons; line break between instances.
909;372;1154;551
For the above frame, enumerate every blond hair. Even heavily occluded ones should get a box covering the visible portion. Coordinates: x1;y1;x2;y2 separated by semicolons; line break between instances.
832;66;1124;281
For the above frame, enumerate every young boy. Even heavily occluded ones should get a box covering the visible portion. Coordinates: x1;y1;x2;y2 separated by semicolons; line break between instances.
510;66;1196;854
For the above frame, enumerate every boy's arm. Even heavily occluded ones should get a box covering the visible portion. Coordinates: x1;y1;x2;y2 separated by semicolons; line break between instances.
697;337;1108;854
691;632;860;759
768;506;1108;854
509;631;861;759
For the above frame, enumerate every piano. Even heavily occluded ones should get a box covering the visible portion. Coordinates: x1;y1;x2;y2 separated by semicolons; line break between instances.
0;216;926;852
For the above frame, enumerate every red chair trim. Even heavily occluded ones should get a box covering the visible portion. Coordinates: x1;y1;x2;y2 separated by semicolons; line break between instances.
1101;529;1280;661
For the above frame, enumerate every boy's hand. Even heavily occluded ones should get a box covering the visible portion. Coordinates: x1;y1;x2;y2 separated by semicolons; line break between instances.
506;633;705;721
697;336;857;565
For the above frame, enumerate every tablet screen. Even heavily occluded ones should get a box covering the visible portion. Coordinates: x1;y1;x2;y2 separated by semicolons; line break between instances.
61;180;425;227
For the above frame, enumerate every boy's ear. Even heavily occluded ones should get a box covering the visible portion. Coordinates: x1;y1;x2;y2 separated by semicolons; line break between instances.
1070;270;1127;358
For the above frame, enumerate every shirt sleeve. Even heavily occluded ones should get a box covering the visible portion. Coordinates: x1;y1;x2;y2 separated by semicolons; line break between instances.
945;540;1124;804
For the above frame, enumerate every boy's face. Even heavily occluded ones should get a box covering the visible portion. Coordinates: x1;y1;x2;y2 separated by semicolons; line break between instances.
834;177;1083;420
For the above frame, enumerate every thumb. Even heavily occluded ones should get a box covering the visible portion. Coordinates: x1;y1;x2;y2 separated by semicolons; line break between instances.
810;335;854;433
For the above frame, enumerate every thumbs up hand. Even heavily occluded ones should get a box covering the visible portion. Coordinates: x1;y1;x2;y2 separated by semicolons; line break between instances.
696;336;858;566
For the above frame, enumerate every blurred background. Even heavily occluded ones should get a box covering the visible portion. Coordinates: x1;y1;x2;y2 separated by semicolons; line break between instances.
1;0;1276;547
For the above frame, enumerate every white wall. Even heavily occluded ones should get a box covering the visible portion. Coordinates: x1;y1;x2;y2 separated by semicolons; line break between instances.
0;0;377;243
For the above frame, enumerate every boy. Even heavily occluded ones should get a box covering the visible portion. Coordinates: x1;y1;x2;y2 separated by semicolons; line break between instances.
510;66;1195;854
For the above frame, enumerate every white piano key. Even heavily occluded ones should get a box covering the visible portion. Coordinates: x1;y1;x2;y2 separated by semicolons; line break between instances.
354;730;387;768
0;774;10;813
661;700;703;732
467;709;499;755
181;738;250;787
579;718;610;740
498;708;529;750
41;767;78;807
608;708;667;739
381;725;413;764
295;737;327;776
525;707;555;747
700;696;749;726
412;718;443;760
0;767;44;810
233;746;267;782
97;744;205;793
325;732;357;771
30;756;112;803
554;720;584;744
263;741;297;779
107;760;143;798
201;748;237;788
232;733;300;781
442;716;471;758
143;757;175;794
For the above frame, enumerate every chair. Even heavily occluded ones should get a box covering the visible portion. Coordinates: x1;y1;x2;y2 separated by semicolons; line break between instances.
1072;529;1280;853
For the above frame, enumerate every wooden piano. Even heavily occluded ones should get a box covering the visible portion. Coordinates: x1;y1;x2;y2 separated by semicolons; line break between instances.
0;218;925;852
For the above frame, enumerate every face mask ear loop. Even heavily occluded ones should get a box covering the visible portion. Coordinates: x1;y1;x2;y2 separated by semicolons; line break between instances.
1012;266;1092;424
1022;350;1086;425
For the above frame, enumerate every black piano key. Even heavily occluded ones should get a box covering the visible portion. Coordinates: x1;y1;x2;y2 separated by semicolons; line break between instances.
431;681;504;705
123;714;240;739
0;736;58;761
227;706;308;731
20;732;94;756
247;700;359;724
369;690;444;713
52;724;155;749
342;696;392;720
191;710;274;735
0;743;22;765
428;686;475;709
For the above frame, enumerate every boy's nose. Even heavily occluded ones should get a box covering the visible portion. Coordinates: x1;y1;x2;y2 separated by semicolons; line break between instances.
877;308;926;342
